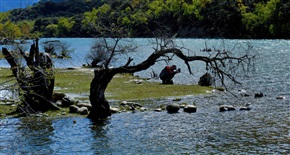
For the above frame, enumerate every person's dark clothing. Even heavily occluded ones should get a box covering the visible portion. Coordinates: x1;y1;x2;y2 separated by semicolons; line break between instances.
159;66;176;84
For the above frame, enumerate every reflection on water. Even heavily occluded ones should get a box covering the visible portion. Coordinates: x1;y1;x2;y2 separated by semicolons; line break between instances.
0;39;289;154
0;117;55;154
0;94;289;154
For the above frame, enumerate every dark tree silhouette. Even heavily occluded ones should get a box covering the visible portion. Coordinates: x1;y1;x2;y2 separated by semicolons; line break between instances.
2;39;59;115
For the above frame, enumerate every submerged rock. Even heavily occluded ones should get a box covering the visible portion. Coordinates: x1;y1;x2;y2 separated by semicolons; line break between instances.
61;97;75;107
183;105;197;113
120;101;128;106
239;106;251;111
69;105;79;113
179;104;187;108
120;101;143;111
139;107;147;112
134;103;143;108
77;102;92;110
276;96;286;99
154;108;163;112
166;104;180;113
219;105;236;112
78;107;89;115
69;104;89;115
52;92;66;101
238;89;250;97
254;93;264;98
240;103;252;111
110;107;120;113
172;98;181;101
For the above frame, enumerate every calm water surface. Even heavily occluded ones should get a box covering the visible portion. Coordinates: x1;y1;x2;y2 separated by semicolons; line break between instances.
0;39;289;154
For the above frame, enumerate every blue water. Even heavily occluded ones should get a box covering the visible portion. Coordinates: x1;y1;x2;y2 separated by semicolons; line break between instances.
0;38;289;154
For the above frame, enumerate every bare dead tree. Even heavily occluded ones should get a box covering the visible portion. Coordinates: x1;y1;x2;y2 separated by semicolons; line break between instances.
88;36;255;121
43;40;73;58
86;38;136;67
2;39;59;115
86;40;109;67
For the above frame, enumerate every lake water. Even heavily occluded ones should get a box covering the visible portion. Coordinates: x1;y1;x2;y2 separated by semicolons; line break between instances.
0;38;289;154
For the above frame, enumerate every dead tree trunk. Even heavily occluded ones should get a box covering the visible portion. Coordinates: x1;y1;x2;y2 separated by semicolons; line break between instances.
2;39;59;114
87;69;114;120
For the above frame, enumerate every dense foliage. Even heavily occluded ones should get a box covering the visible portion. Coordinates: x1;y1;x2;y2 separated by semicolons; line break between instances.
0;0;289;39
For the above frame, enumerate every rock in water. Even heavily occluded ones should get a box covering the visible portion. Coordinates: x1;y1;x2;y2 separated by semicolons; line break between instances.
183;105;197;113
219;105;236;112
69;105;79;113
166;104;180;113
78;107;89;115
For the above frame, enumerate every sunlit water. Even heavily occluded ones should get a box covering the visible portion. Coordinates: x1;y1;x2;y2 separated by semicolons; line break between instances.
0;39;289;154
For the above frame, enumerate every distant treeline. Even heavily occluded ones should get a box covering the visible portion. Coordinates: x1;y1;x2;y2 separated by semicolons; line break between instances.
0;0;289;39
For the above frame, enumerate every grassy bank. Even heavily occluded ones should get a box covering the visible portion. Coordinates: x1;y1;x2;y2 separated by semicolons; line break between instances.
0;67;212;116
54;68;212;100
1;67;212;101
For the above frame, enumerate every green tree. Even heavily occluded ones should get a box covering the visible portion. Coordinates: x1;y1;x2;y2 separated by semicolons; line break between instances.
270;0;290;38
17;21;33;37
57;17;75;37
241;0;280;38
33;18;58;35
45;24;58;37
0;24;4;39
1;21;21;39
201;0;244;38
0;12;10;23
83;4;112;29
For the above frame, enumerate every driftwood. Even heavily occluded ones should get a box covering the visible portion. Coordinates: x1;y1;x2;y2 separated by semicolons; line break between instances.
2;39;59;114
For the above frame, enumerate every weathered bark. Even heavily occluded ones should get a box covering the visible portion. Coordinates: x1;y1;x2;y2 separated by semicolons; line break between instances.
87;68;113;120
2;39;59;114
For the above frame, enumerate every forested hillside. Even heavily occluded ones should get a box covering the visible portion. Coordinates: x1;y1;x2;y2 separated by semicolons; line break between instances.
0;0;289;39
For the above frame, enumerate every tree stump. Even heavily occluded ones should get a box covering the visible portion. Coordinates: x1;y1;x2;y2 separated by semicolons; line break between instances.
2;39;59;114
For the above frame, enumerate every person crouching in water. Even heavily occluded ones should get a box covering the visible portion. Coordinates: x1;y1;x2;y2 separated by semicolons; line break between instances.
159;65;181;84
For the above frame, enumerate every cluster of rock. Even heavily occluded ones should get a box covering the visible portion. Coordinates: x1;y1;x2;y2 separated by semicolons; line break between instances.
166;104;197;113
51;91;287;116
110;101;199;114
69;104;90;115
239;90;287;100
110;101;147;113
53;92;91;115
165;103;252;114
219;103;252;112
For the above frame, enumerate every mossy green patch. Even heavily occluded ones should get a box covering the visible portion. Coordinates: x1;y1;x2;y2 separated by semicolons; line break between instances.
0;104;17;117
54;68;93;96
106;74;211;100
0;68;14;80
